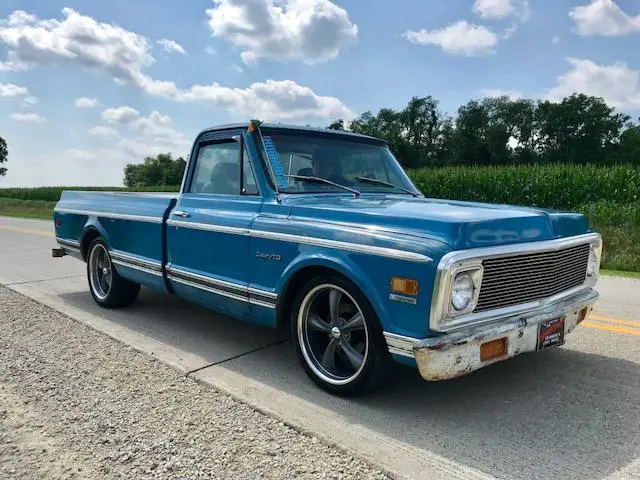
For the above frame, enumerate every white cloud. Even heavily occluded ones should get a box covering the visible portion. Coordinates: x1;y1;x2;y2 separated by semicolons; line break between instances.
9;112;46;123
173;79;353;120
481;88;524;99
473;0;531;21
546;57;640;109
157;38;187;55
100;107;191;152
206;0;358;65
88;126;118;138
102;106;142;124
21;96;38;108
552;35;561;44
204;46;218;55
0;8;353;121
404;21;499;57
74;97;99;108
231;63;244;73
570;0;640;36
0;83;28;98
0;8;153;81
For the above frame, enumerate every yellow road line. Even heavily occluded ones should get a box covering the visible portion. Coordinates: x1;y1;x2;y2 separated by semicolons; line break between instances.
589;314;640;328
0;225;53;237
580;321;640;337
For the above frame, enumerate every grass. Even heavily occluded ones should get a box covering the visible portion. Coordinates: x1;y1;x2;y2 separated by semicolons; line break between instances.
0;198;55;220
600;269;640;280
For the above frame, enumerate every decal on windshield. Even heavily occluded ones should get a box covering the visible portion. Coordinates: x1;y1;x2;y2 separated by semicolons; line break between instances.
262;136;289;189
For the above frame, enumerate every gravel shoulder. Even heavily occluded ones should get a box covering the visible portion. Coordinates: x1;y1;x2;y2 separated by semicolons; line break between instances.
0;285;389;480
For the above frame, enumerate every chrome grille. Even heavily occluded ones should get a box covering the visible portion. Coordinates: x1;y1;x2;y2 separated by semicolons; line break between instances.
475;243;590;312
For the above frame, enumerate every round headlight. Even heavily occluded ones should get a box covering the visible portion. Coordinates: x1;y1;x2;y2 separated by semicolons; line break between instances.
451;272;474;311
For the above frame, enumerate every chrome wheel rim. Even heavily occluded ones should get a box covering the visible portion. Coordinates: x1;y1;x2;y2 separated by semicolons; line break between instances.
298;284;369;386
89;244;112;301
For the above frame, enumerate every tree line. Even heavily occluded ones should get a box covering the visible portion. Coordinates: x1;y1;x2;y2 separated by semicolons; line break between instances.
122;93;640;187
123;153;186;188
329;94;640;168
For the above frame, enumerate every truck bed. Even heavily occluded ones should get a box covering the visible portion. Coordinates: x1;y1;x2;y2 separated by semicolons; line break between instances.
54;191;178;290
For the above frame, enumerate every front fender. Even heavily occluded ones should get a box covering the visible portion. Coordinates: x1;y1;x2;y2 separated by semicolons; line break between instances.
276;252;392;329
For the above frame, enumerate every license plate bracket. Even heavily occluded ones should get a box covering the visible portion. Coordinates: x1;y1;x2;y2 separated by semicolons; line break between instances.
537;317;566;351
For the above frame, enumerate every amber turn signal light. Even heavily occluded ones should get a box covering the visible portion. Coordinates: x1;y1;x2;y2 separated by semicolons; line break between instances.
480;338;507;362
390;277;419;296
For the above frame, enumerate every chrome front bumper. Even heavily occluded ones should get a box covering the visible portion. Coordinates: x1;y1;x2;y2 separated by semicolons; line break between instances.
385;288;599;381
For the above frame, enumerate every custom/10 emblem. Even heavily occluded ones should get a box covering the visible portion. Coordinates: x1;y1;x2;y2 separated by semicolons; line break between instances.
256;252;281;261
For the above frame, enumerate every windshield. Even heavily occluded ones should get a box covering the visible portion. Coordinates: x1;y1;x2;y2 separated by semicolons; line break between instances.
261;133;421;195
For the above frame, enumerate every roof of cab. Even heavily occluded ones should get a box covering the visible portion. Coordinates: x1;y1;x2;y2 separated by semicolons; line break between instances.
198;122;386;144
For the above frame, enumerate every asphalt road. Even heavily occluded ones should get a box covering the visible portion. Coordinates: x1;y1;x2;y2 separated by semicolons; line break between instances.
1;216;638;480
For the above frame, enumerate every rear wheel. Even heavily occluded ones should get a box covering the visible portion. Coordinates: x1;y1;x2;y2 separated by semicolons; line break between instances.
291;274;391;396
87;239;140;308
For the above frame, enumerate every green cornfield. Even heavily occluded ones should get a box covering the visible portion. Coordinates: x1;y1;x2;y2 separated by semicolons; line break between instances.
409;163;640;210
0;185;180;202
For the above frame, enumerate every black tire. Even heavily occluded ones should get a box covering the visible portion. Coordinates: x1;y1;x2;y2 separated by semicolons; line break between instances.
86;238;140;308
290;274;391;396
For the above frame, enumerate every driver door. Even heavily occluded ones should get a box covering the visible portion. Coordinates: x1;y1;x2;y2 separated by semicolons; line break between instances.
167;136;262;317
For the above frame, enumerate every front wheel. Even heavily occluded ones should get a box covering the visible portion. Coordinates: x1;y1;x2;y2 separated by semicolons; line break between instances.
87;239;140;308
291;275;391;396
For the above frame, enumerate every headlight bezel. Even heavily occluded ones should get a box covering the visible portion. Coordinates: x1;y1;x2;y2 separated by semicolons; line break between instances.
447;264;484;316
586;241;602;280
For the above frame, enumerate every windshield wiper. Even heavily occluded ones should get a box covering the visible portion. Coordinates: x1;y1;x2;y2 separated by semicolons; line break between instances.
286;175;360;197
355;176;419;197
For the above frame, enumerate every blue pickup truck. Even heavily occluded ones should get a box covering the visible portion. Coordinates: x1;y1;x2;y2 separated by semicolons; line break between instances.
53;122;601;395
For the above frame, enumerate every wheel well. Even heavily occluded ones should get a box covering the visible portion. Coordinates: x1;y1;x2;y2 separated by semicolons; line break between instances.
80;229;101;260
276;266;348;330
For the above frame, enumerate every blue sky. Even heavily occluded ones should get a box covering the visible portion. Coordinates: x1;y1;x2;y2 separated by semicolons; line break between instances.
0;0;639;186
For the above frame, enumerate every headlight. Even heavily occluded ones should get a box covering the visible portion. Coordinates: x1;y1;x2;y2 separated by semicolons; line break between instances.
586;241;602;279
451;272;474;311
447;266;483;315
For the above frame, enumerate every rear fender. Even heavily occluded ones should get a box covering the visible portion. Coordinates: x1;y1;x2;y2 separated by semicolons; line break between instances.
80;219;110;259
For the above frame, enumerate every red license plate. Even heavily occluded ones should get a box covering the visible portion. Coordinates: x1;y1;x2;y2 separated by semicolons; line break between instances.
537;317;565;351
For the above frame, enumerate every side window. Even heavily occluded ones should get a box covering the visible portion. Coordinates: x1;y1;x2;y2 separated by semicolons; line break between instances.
189;142;240;194
242;148;258;195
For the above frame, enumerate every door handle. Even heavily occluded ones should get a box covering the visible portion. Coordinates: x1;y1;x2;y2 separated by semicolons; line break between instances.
173;210;190;218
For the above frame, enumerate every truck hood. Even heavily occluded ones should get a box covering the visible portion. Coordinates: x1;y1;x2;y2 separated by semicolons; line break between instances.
282;194;591;249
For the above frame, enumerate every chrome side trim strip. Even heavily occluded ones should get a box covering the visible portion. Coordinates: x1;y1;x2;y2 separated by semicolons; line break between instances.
250;230;432;263
388;347;415;358
112;259;163;277
56;237;80;248
55;208;163;224
110;251;163;272
60;212;430;263
168;266;248;292
167;266;277;308
167;219;430;263
247;286;278;299
383;332;418;358
167;219;250;236
170;276;259;305
248;298;277;309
